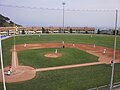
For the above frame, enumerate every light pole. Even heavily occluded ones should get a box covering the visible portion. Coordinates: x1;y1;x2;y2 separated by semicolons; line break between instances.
110;9;118;90
62;2;65;33
0;35;7;90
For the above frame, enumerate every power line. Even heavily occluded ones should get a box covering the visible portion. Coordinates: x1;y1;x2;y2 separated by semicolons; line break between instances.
0;4;119;12
0;4;62;11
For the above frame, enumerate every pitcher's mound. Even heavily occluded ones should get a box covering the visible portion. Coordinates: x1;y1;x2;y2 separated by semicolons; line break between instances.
44;53;62;58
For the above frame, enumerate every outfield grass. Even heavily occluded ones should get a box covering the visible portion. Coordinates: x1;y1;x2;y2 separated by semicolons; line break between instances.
9;34;120;49
0;64;114;90
18;48;98;68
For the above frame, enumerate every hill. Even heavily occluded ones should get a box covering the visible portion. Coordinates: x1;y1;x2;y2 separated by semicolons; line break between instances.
0;14;22;27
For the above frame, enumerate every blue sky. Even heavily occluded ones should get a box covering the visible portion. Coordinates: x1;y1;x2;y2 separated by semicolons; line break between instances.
0;0;120;28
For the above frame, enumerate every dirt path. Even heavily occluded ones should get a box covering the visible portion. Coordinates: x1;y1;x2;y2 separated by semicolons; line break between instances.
36;62;103;72
0;43;120;83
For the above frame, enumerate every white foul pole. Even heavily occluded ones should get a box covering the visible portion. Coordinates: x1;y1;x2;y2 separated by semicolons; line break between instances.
0;35;7;90
13;25;17;68
110;9;118;90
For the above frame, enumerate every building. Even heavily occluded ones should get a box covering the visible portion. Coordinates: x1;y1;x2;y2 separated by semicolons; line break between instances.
0;26;95;35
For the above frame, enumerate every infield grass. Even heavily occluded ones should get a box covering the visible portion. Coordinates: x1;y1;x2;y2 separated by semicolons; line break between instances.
18;48;98;68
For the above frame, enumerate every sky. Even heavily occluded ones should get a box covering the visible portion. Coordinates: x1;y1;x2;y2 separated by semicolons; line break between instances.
0;0;120;28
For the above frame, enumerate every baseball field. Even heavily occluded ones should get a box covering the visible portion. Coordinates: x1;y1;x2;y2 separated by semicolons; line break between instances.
0;34;120;90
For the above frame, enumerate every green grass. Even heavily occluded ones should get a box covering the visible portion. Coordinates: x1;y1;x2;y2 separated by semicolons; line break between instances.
114;63;120;82
0;64;114;90
9;34;120;49
2;34;120;67
18;48;98;68
0;34;120;90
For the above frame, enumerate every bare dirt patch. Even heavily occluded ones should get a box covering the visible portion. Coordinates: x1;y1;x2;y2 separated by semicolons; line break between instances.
44;52;62;58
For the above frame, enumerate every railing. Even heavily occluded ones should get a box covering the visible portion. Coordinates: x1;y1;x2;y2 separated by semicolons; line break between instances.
87;82;120;90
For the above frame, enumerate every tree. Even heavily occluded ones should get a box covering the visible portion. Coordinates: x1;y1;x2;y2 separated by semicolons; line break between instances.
21;30;25;34
7;30;10;36
42;27;45;33
113;30;119;35
69;28;72;33
59;28;61;33
9;21;14;26
85;31;88;34
117;30;119;35
46;29;49;33
113;30;115;35
2;22;10;27
97;29;100;34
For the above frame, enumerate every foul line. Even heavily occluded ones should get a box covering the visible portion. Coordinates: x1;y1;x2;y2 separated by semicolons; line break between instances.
35;62;104;72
